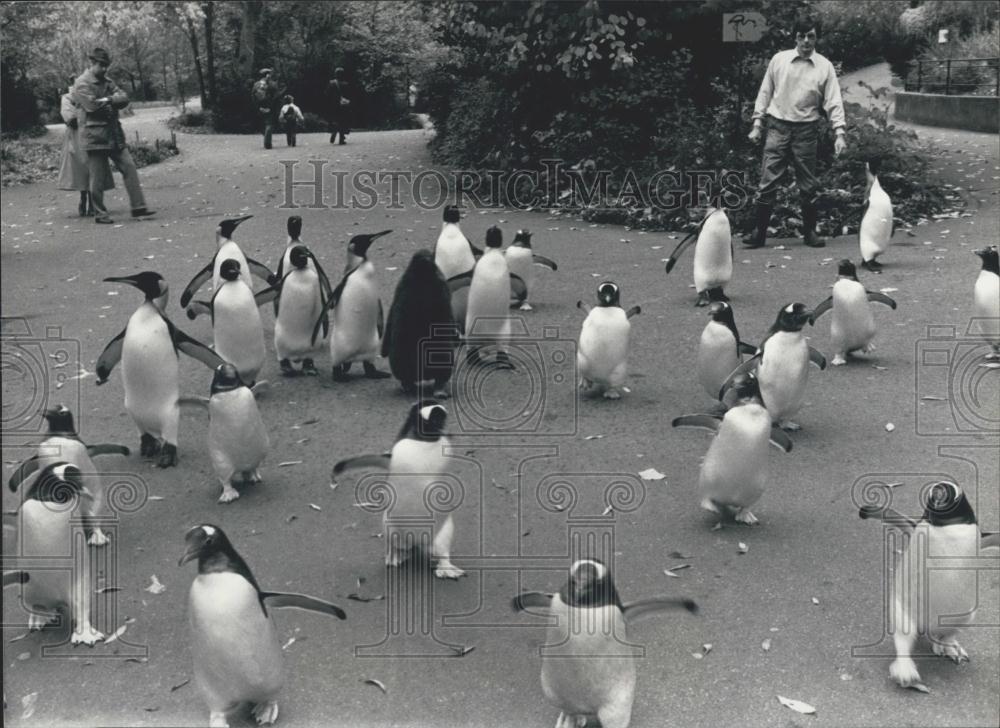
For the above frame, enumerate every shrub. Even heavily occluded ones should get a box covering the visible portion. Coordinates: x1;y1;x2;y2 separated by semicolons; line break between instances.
913;24;1000;95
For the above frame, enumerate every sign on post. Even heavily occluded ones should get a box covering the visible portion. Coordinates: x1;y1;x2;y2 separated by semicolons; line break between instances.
723;12;768;42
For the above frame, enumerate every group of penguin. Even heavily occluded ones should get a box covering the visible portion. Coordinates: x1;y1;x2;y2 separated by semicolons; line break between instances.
4;164;1000;728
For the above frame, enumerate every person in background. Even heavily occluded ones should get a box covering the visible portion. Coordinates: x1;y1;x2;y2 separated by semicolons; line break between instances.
743;13;847;249
325;67;351;145
71;47;154;224
280;94;304;147
57;76;114;216
252;68;282;149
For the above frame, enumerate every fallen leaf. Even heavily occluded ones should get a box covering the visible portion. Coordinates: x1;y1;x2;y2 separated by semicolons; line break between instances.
362;678;388;694
17;651;30;661
885;423;895;432
21;692;38;720
691;652;703;659
702;643;712;654
104;624;128;644
762;638;771;651
879;287;898;293
347;593;385;602
144;706;160;712
584;434;604;440
664;569;681;578
840;673;852;681
738;542;748;554
309;503;322;511
170;679;190;692
638;468;665;481
9;632;30;643
125;657;148;664
145;575;166;595
920;396;946;401
282;637;296;650
872;365;888;371
811;597;820;605
668;551;691;559
96;586;122;594
278;460;303;467
148;495;165;501
286;515;297;523
452;645;475;657
777;695;816;714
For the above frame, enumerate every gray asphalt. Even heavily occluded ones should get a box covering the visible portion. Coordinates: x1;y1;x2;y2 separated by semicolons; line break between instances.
2;105;998;728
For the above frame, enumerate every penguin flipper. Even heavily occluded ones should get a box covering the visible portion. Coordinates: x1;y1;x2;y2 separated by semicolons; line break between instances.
718;355;761;400
3;571;29;588
509;274;527;305
312;254;334;304
178;396;210;410
169;322;226;370
737;341;759;357
328;268;353;311
576;301;592;315
808;346;828;370
246;257;277;285
253;283;281;308
8;455;40;492
664;228;700;272
96;327;127;384
469;243;484;258
811;296;833;322
511;592;554;612
980;532;1000;549
446;271;474;295
185;300;212;320
377;299;385;339
858;505;919;534
532;254;557;271
767;427;794;453
179;263;213;308
865;291;897;309
625;305;641;319
86;444;130;458
623;597;699;623
671;414;723;433
261;591;346;619
332;453;391;475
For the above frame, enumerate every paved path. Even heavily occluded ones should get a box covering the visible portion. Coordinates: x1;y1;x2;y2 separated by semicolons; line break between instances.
2;100;998;728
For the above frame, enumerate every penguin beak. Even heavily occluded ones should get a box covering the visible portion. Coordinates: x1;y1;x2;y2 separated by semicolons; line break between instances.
103;275;142;288
178;544;200;567
974;248;987;258
370;230;392;241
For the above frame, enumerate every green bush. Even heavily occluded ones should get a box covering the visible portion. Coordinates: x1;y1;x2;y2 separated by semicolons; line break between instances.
128;136;180;168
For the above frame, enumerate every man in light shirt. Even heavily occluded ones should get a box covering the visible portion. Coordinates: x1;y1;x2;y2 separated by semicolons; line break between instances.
743;16;847;249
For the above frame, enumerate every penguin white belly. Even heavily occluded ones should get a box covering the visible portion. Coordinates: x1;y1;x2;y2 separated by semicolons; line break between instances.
465;253;511;342
700;405;770;509
831;280;876;355
213;241;252;292
578;308;630;388
758;332;809;420
540;598;635;720
693;214;732;291
505;247;535;299
434;230;475;281
214;286;265;384
385;438;448;518
189;573;284;711
122;308;179;440
208;390;269;481
330;271;380;365
860;186;892;262
275;271;323;359
698;323;740;399
20;501;75;610
972;271;999;345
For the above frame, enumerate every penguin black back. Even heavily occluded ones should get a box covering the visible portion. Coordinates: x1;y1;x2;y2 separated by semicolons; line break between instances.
179;524;265;607
397;400;448;442
922;481;977;527
43;405;77;436
560;559;624;610
210;363;245;394
977;246;999;275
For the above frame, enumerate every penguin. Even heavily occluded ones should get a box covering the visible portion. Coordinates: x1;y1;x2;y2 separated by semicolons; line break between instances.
381;249;460;396
257;244;332;376
664;207;733;306
723;302;827;431
179;524;346;727
972;246;999;360
332;401;465;579
697;302;757;404
504;229;557;311
512;558;698;728
859;159;893;272
672;372;792;525
859;482;1000;690
187;259;274;387
7;405;129;545
576;281;641;399
810;259;897;366
455;225;516;367
12;463;103;644
434;204;480;282
97;272;225;467
179;216;276;307
312;230;392;381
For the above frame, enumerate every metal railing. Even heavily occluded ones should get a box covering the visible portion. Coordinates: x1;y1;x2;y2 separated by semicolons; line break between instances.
905;57;1000;96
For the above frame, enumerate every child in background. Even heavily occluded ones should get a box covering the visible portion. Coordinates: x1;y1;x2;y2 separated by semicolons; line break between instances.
280;95;304;147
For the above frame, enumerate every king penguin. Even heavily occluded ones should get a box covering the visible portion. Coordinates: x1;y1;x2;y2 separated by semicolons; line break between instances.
7;405;129;545
972;246;999;359
434;205;480;328
461;226;514;367
859;482;1000;690
512;558;698;728
811;259;897;365
382;249;460;396
333;401;465;579
180;215;276;307
577;281;641;399
504;229;557;310
859;159;894;272
180;524;346;727
12;463;103;644
313;230;392;381
97;272;224;467
673;372;792;525
269;216;331;318
697;302;757;404
664;207;733;306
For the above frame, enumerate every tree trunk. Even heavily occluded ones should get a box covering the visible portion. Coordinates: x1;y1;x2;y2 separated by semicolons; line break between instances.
185;14;208;108
203;1;217;108
237;1;262;83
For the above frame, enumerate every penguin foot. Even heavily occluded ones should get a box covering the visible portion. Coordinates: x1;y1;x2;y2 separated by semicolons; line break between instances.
889;657;923;688
248;469;264;484
386;548;407;567
28;612;57;631
218;486;240;503
71;624;105;646
363;362;391;379
87;528;110;546
861;259;883;273
434;559;466;580
734;508;760;526
518;302;533;311
332;365;351;382
209;712;230;728
695;291;711;307
252;701;279;725
932;639;969;664
302;358;319;376
832;354;848;366
279;359;298;377
602;388;622;400
139;433;159;457
156;444;178;468
778;420;801;432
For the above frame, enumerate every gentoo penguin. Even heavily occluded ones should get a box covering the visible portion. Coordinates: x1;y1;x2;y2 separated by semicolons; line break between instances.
381;250;460;396
811;259;897;365
333;401;465;579
664;207;733;306
576;282;641;399
724;303;826;431
434;205;480;327
179;215;276;307
972;246;999;359
312;230;392;381
186;259;272;387
512;558;698;728
504;229;557;310
97;272;224;467
7;405;129;545
859;160;893;272
180;524;345;727
258;244;331;376
461;226;515;367
697;302;757;404
859;482;1000;690
673;373;792;525
13;463;103;644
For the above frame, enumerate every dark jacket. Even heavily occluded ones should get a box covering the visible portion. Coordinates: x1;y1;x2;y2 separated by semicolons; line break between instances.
325;80;350;120
70;68;129;152
252;77;281;115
